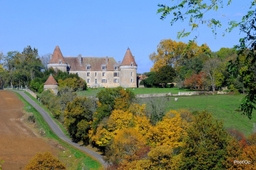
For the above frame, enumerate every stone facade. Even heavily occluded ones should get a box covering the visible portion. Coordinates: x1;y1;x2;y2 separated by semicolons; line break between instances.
47;46;138;88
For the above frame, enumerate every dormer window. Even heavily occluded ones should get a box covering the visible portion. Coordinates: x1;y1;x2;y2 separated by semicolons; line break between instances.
86;65;91;70
131;62;133;66
114;66;118;70
101;65;106;70
59;60;62;64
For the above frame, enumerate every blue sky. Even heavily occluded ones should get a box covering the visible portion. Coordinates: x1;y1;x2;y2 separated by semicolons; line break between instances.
0;0;250;73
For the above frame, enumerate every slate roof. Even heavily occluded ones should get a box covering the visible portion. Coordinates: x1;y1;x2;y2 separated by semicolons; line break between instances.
44;74;58;85
120;48;137;66
65;56;118;71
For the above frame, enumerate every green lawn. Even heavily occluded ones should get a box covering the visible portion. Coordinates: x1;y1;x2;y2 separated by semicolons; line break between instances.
77;87;191;97
138;94;256;136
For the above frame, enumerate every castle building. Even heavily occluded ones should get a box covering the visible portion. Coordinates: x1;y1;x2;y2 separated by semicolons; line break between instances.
47;46;138;88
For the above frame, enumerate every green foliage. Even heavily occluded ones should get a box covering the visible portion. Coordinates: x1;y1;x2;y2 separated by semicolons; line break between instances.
155;65;176;87
58;77;87;91
140;72;157;87
64;97;95;144
92;87;135;130
157;0;232;38
3;46;43;88
180;111;229;169
0;159;3;170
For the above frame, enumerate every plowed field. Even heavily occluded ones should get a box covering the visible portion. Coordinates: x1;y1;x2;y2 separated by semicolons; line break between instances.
0;90;58;170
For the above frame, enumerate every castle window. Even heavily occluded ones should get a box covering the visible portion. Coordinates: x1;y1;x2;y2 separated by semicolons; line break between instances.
87;72;90;76
102;79;107;83
102;72;105;76
114;78;119;83
102;65;106;70
95;72;97;76
86;65;91;70
131;79;133;83
114;72;119;77
87;79;90;83
131;72;132;76
95;79;97;84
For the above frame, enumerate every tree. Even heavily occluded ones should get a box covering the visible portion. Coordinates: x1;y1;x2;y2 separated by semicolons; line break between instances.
105;128;147;165
180;111;229;170
92;87;135;131
146;110;188;148
155;65;176;88
24;152;66;170
150;39;210;72
203;58;224;91
140;72;157;87
64;97;94;144
157;1;256;118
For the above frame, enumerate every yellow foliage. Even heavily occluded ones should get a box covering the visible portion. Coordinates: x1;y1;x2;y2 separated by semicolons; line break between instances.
150;39;210;72
107;128;147;165
24;152;66;170
92;110;135;146
128;103;147;116
146;110;188;148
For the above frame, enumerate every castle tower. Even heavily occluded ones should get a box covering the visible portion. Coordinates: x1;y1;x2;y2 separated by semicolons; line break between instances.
44;74;58;95
47;46;68;72
119;48;137;88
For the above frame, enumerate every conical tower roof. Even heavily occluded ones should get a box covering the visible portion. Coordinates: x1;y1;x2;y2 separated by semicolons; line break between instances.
44;74;58;85
49;46;65;64
120;48;137;66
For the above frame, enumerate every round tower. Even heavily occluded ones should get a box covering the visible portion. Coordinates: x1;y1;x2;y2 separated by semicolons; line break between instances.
47;46;68;72
119;48;137;88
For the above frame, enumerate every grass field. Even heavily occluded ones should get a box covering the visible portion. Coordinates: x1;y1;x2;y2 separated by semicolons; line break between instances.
17;92;102;170
77;87;191;97
138;94;256;136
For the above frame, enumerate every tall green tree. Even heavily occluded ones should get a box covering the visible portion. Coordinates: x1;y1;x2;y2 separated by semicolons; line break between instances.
180;111;229;170
155;65;176;88
64;97;95;144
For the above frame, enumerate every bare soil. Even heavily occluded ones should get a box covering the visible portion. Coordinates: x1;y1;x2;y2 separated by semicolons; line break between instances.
0;90;59;170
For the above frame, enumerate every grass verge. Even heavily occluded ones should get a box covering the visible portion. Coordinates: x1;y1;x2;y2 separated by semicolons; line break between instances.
16;91;102;170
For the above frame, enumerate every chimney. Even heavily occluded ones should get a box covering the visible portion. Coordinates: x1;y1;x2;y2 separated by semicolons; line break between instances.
78;54;82;66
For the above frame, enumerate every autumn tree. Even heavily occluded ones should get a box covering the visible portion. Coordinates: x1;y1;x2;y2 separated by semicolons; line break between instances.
92;87;135;131
64;97;95;144
157;0;256;118
180;111;229;170
105;128;147;165
150;39;210;72
24;152;66;170
203;58;224;92
146;110;188;148
184;72;206;90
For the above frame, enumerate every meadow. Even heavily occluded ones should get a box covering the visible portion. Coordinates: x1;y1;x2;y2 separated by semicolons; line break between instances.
78;87;256;136
77;87;191;97
138;94;256;136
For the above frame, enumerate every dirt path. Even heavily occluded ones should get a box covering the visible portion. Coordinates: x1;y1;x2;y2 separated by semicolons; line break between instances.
0;90;58;170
